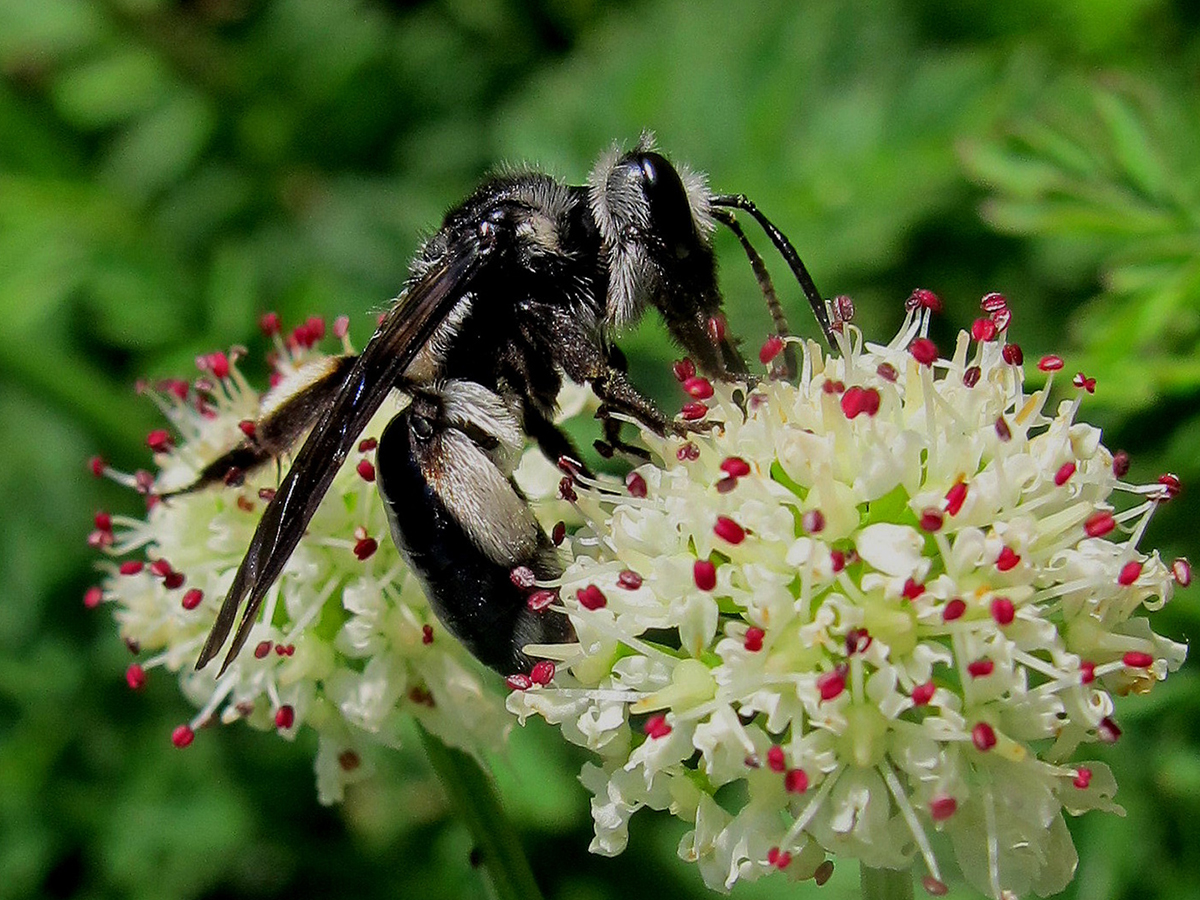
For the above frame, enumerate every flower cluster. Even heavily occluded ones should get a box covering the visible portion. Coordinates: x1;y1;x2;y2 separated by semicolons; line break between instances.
507;291;1189;897
87;314;522;803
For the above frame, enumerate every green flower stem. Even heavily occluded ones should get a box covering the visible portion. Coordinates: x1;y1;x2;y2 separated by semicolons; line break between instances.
417;723;544;900
861;865;914;900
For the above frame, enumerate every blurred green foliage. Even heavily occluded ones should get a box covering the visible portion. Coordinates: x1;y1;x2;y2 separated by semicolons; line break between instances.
0;1;1197;898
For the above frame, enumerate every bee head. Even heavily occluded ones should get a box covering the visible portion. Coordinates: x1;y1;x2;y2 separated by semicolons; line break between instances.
588;135;717;328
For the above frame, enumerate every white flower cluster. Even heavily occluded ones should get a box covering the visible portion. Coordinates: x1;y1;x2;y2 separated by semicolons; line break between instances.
88;315;516;803
507;292;1189;898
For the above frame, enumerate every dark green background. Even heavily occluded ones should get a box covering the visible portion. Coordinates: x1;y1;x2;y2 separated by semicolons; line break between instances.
1;1;1197;898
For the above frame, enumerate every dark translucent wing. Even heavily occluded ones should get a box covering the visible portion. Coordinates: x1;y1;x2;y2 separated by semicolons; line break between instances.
196;244;486;674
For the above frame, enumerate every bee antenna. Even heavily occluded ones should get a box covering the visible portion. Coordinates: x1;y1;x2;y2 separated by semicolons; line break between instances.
710;194;835;346
711;207;797;379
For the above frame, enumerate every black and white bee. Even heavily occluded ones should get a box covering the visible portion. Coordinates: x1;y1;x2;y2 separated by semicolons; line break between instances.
185;136;832;677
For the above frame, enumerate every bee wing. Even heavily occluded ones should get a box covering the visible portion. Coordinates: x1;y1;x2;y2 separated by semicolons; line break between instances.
196;241;487;674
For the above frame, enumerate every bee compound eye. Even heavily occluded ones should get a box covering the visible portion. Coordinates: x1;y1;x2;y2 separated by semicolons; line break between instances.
633;151;695;259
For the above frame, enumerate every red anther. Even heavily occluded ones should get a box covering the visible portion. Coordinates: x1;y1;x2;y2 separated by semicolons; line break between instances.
269;371;283;388
558;477;577;502
1002;343;1024;365
146;429;173;453
644;714;672;739
962;365;981;388
680;401;708;420
1123;651;1154;668
422;624;434;644
817;668;846;701
767;847;792;870
714;516;745;544
842;385;882;418
902;578;924;601
942;598;966;622
1111;450;1130;477
164;379;190;400
877;362;899;382
259;311;281;335
626;471;648;497
676;441;700;461
672;358;696;382
172;725;195;748
744;626;765;652
94;511;113;532
1037;355;1064;372
84;586;103;609
208;352;231;379
759;335;784;364
222;467;244;487
125;664;147;690
356;459;376;482
910;338;938;366
968;659;995;678
237;419;257;439
707;314;727;344
980;292;1008;313
1072;372;1096;393
337;750;361;771
1172;558;1192;586
163;571;185;590
305;316;325;343
720;456;751;478
505;673;533;691
180;588;203;610
923;876;950;896
254;640;271;659
530;660;556;686
929;796;957;821
919;508;944;532
509;566;536;589
552;521;566;546
1097;716;1121;743
830;549;846;573
1054;462;1077;486
407;686;434;708
994;416;1012;441
996;547;1021;571
358;437;378;452
353;537;377;560
683;376;714;399
149;558;173;577
89;455;106;477
1073;767;1093;789
766;745;786;772
576;584;607;610
1118;561;1143;586
333;315;350;339
990;596;1015;625
911;681;936;705
991;307;1012;331
715;476;738;494
1084;511;1116;538
1157;472;1182;501
971;722;997;751
802;509;825;533
784;768;809;793
258;487;276;502
275;705;295;729
908;288;942;312
845;627;872;655
1080;660;1096;684
618;570;643;590
971;317;997;342
119;561;144;576
87;529;113;549
832;294;856;323
693;560;717;591
944;481;968;516
822;379;841;394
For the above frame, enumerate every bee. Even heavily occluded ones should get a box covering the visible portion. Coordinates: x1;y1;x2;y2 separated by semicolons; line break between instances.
186;136;831;676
